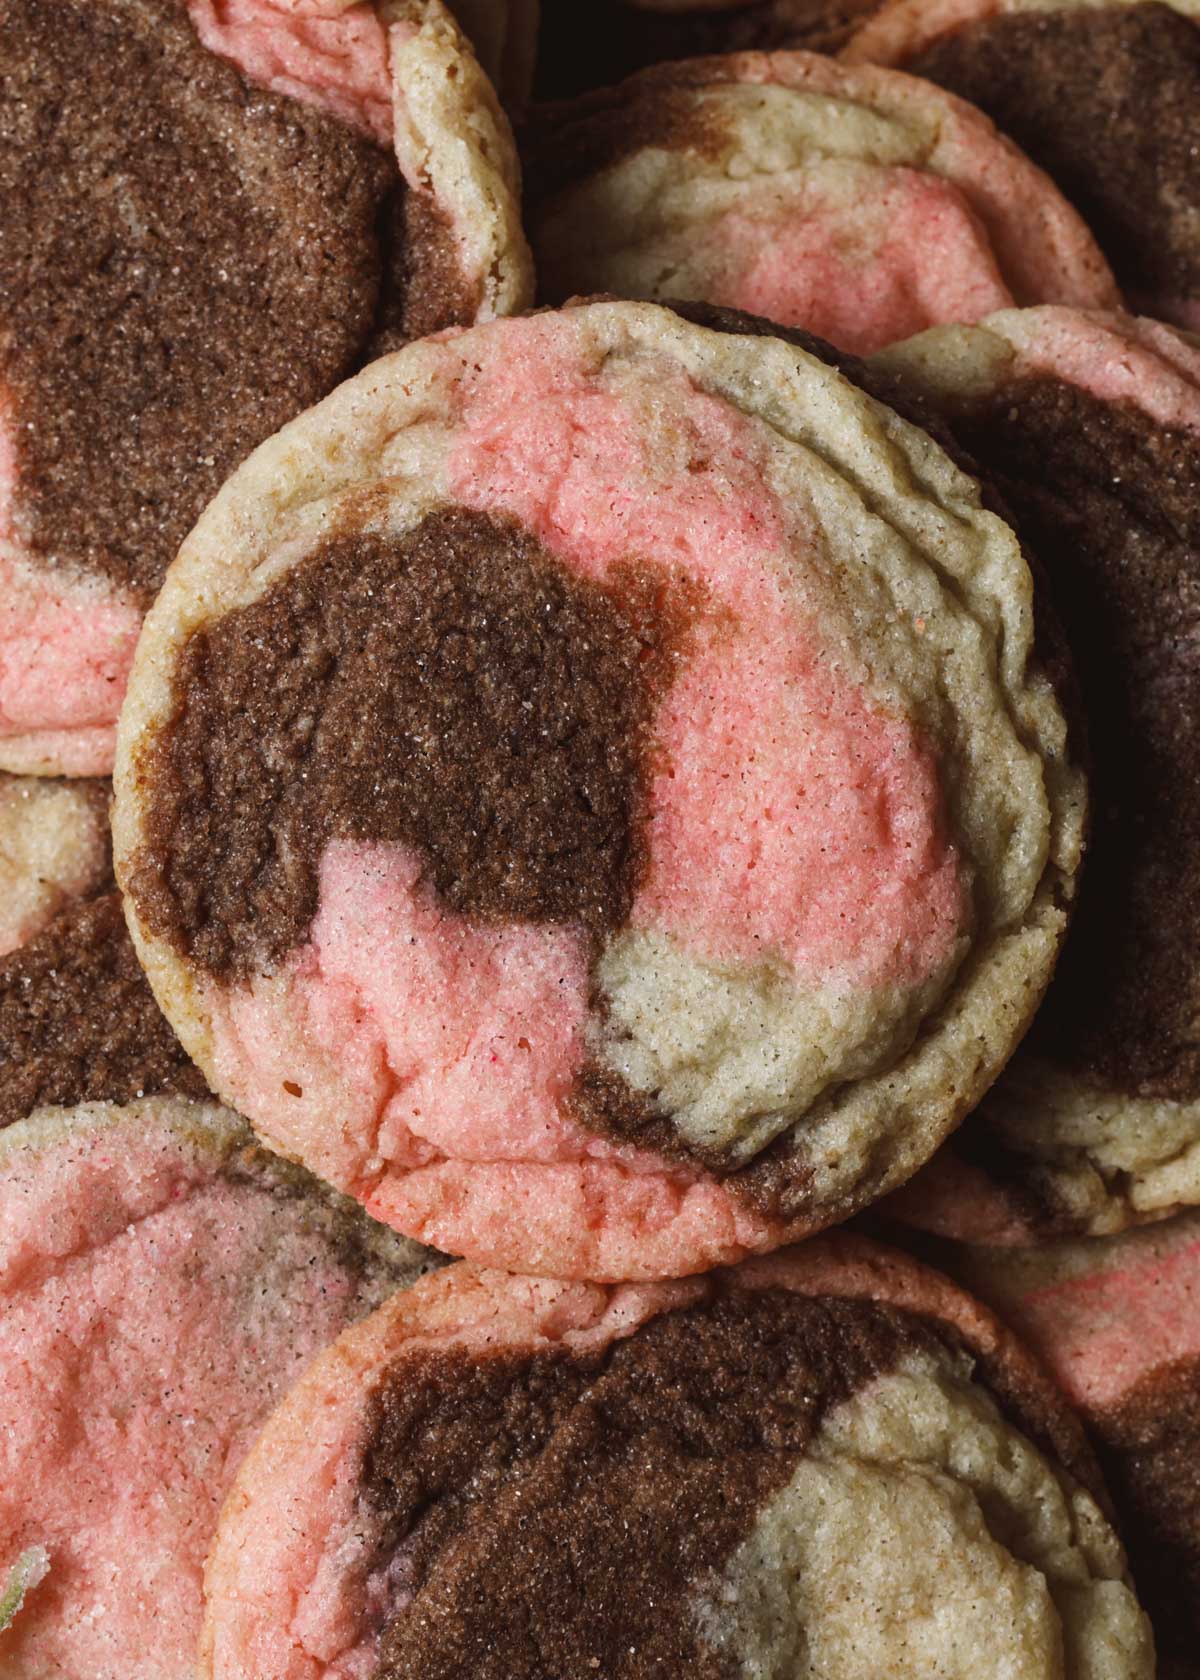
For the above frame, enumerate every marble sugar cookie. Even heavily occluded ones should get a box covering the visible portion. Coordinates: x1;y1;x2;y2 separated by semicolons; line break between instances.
200;1236;1153;1680
0;0;530;779
525;51;1118;355
0;1099;436;1680
115;300;1082;1279
874;307;1200;1241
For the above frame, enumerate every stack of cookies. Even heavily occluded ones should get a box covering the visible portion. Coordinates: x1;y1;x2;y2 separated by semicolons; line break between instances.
1;3;1197;1676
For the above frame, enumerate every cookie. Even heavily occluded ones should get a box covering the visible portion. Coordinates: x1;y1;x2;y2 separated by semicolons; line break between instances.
0;0;531;780
524;51;1118;357
534;0;886;98
936;1212;1200;1680
0;773;110;956
842;0;1200;331
0;1097;436;1679
870;306;1200;1242
200;1234;1153;1679
113;299;1082;1279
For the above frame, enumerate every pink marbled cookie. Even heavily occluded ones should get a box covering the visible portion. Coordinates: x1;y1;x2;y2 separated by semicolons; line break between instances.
525;50;1118;357
0;1098;435;1680
200;1235;1152;1680
114;300;1082;1280
842;0;1200;330
870;307;1200;1243
0;0;529;780
937;1211;1200;1680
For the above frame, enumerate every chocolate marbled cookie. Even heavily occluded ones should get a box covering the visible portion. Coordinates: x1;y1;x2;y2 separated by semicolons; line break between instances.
0;773;110;955
524;51;1119;357
0;0;531;780
842;0;1200;330
0;1098;437;1680
869;307;1200;1242
200;1236;1154;1679
938;1212;1200;1680
534;0;886;98
114;299;1083;1280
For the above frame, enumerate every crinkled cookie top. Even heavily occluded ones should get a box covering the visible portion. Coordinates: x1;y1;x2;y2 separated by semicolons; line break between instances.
114;300;1082;1279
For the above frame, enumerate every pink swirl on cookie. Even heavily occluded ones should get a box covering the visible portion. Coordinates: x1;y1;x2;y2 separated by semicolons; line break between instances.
0;553;140;779
842;0;1006;63
710;170;1012;356
1009;1225;1200;1411
634;594;963;977
187;0;393;143
733;53;1120;320
209;843;780;1279
0;1101;430;1680
994;307;1200;434
445;324;966;984
0;399;138;776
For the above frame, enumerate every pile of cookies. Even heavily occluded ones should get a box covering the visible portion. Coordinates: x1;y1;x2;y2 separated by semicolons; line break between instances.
1;2;1197;1675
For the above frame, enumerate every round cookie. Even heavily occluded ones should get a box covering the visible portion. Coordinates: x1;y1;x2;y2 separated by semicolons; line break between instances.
200;1236;1154;1680
114;299;1083;1280
524;51;1119;357
0;0;531;780
935;1211;1200;1680
0;1098;436;1680
0;773;110;956
841;0;1200;330
534;0;887;99
870;307;1200;1242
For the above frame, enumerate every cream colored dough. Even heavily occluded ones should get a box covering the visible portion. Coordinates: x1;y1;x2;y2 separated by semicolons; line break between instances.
699;1350;1152;1679
0;775;109;954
